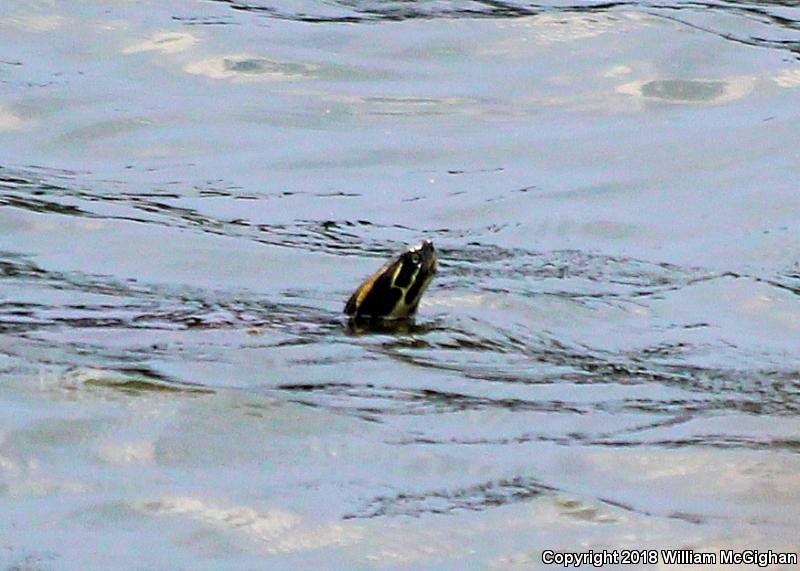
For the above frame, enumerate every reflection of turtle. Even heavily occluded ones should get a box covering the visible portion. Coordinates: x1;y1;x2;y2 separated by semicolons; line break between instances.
345;240;437;319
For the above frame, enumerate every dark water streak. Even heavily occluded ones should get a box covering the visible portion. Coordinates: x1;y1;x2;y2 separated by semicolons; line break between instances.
3;165;798;426
207;0;800;58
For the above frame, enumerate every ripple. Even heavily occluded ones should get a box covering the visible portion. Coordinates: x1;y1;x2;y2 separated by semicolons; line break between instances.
66;367;215;395
617;77;755;104
345;476;554;518
123;31;199;55
209;0;540;23
139;496;364;552
207;0;800;62
184;55;319;81
2;165;798;454
0;14;64;32
0;106;24;131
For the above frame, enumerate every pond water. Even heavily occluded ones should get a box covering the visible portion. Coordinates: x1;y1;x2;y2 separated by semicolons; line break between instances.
1;1;799;569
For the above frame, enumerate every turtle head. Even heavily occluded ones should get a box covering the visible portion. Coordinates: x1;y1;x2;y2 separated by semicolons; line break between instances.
399;239;437;282
345;240;437;319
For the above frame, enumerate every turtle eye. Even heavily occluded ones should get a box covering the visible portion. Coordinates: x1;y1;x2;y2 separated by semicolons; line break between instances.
410;253;420;265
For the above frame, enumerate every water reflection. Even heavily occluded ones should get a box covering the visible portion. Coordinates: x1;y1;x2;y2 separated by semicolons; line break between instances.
123;31;198;55
209;0;540;22
185;55;320;81
618;77;755;103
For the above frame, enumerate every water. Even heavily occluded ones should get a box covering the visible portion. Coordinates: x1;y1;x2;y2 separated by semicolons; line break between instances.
1;1;799;569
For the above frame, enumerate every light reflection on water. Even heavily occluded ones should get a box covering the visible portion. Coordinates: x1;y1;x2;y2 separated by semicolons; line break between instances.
1;0;800;569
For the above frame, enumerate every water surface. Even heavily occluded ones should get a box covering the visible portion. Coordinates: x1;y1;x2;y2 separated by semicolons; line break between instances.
1;0;799;569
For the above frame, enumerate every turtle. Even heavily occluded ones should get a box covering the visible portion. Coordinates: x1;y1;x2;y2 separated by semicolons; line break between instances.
344;240;437;320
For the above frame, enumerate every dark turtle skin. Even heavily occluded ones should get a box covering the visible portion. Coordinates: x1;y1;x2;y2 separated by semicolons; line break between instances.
345;240;437;319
